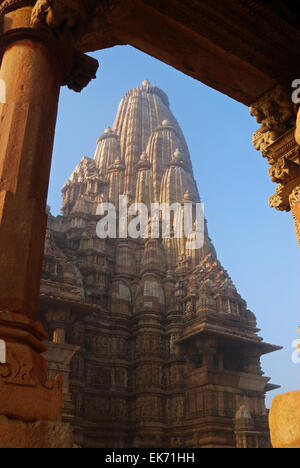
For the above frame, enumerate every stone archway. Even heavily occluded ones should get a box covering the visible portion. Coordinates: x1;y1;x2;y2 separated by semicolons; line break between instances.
0;0;298;448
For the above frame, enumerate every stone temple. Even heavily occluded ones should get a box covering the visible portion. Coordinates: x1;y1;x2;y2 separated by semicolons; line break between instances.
39;80;279;448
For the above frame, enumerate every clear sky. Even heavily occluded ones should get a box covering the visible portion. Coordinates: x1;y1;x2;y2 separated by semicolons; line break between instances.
47;45;299;408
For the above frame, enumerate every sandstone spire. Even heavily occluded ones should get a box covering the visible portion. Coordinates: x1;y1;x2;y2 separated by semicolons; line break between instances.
94;126;121;176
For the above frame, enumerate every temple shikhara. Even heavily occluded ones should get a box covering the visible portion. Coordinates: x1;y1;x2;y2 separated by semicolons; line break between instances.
38;81;279;448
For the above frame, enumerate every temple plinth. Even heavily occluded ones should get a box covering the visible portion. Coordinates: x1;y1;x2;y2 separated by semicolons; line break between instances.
0;2;98;448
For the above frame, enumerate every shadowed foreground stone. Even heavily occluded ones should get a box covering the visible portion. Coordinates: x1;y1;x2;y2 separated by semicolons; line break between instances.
0;416;73;449
269;391;300;448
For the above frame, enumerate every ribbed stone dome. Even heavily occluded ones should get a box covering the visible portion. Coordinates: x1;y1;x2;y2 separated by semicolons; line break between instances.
160;149;199;205
112;81;189;193
94;127;121;175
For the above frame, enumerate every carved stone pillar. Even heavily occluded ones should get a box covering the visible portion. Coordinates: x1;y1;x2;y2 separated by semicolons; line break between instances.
250;84;300;246
0;0;98;447
250;85;300;448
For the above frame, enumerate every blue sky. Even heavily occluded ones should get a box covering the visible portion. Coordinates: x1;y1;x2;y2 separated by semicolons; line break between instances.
48;45;299;408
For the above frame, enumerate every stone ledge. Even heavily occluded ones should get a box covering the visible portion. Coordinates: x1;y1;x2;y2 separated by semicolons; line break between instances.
269;391;300;448
0;416;73;448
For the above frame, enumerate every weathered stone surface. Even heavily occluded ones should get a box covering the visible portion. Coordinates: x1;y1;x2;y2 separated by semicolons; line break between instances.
0;416;73;449
269;391;300;449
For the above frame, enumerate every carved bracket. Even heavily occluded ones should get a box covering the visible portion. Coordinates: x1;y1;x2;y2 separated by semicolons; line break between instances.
30;0;98;91
0;0;98;92
268;157;299;184
31;0;87;42
250;85;296;156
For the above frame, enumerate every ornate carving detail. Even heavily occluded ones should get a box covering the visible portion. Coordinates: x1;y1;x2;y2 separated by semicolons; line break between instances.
0;349;37;386
269;186;290;212
184;300;195;318
250;85;296;155
0;343;62;421
65;49;98;93
265;128;300;165
268;157;300;184
0;0;35;16
289;185;300;248
0;0;98;92
250;86;300;245
252;128;273;154
289;185;300;211
31;0;86;41
30;1;99;91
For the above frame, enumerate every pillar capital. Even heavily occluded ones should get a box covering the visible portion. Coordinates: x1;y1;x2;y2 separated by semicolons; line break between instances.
250;85;296;156
250;85;300;247
0;0;98;92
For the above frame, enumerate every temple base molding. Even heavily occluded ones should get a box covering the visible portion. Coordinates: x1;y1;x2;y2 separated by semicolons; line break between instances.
0;311;63;422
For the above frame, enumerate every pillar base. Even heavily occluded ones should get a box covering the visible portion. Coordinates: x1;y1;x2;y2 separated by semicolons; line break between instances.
269;391;300;448
0;310;62;422
0;416;73;448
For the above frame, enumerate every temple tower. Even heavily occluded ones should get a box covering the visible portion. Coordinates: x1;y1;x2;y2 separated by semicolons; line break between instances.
39;81;280;448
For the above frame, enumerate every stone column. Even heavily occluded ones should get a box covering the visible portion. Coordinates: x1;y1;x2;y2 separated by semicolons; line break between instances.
249;84;300;246
250;85;300;448
0;1;98;448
